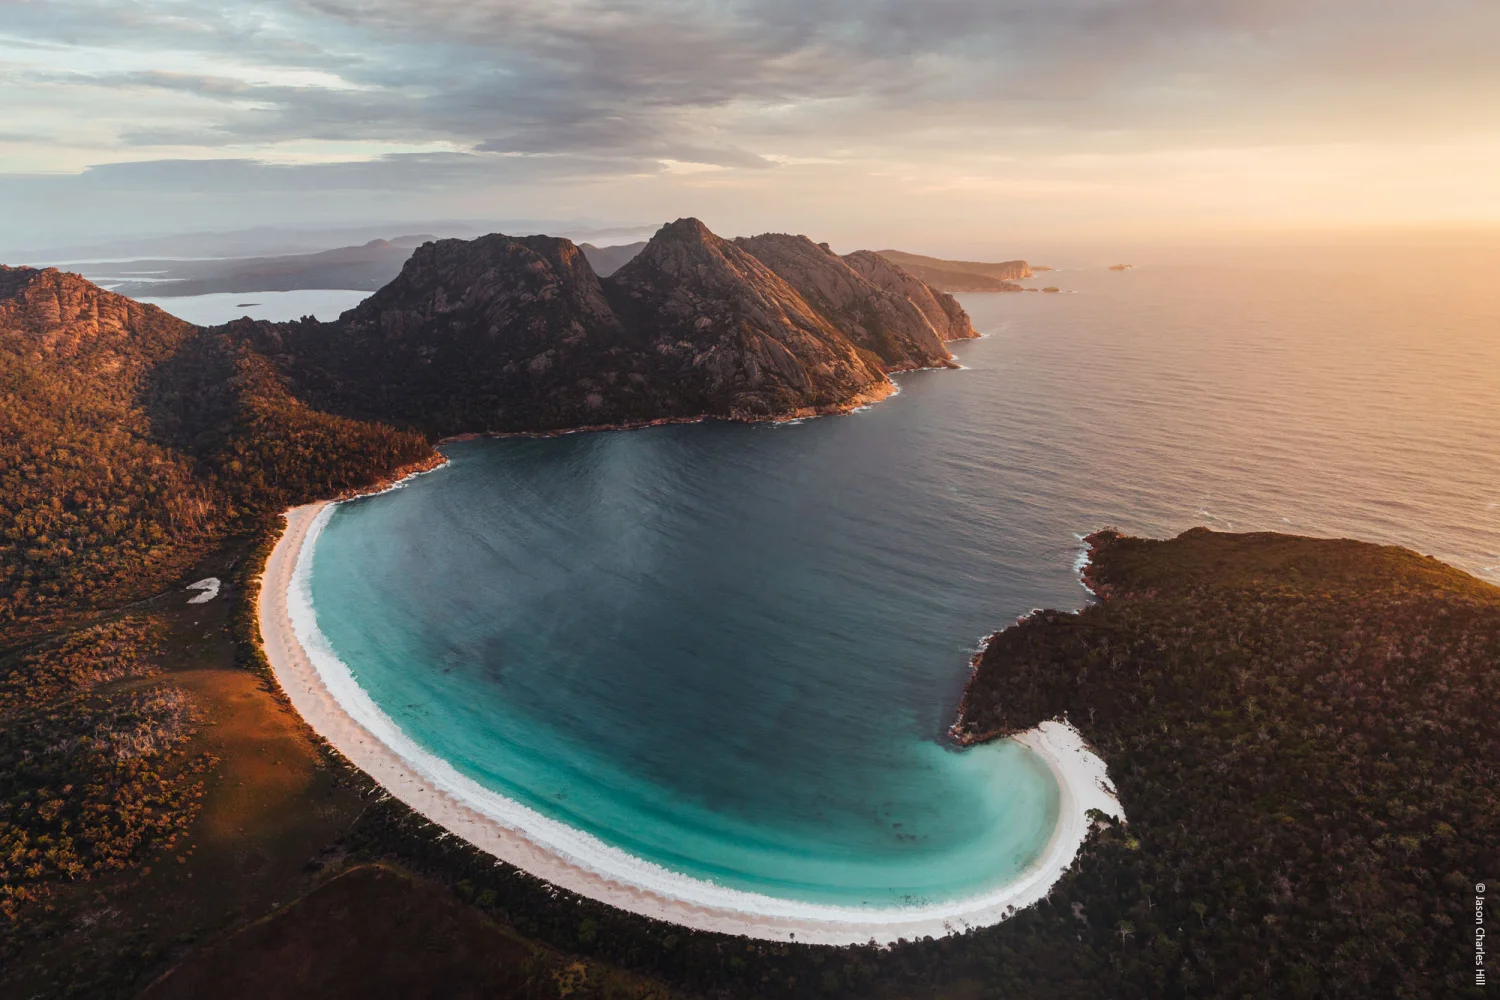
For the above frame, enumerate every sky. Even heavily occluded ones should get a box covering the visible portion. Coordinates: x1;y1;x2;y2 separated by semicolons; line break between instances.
3;0;1499;255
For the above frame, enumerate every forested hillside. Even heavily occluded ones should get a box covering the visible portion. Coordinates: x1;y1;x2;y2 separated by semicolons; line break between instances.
0;265;432;646
954;528;1498;998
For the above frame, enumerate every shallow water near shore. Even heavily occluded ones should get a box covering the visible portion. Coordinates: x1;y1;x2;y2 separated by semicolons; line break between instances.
305;257;1500;911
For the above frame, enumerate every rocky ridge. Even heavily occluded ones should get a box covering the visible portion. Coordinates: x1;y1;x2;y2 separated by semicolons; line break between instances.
841;250;978;342
733;233;964;372
241;217;977;436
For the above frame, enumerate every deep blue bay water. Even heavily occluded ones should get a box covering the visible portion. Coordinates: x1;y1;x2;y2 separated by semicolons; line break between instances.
306;254;1500;910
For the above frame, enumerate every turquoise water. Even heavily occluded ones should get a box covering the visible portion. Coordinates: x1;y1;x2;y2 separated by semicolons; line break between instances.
308;423;1063;907
307;256;1500;910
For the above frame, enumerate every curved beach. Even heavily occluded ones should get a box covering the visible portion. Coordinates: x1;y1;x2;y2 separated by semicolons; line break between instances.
259;501;1124;945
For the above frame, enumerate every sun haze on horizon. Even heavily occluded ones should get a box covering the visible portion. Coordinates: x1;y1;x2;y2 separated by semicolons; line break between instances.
2;0;1498;253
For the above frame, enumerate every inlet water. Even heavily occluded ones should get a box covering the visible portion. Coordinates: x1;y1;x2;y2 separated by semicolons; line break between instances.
305;255;1500;909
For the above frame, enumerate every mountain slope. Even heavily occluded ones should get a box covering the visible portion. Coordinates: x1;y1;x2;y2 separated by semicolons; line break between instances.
841;250;979;342
0;266;431;642
732;233;965;371
606;219;891;420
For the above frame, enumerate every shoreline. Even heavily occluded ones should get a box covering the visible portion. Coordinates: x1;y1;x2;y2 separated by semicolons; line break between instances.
437;381;900;444
259;501;1123;945
434;328;978;445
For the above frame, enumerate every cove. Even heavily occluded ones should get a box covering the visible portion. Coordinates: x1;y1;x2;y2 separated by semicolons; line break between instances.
303;415;1066;914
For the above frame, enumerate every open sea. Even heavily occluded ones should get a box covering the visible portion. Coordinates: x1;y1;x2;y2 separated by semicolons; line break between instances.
301;251;1500;913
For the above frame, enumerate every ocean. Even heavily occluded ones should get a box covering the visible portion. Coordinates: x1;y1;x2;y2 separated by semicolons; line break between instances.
300;253;1500;915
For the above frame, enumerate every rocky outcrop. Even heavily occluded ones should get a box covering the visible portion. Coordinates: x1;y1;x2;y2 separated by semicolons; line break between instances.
238;233;657;434
0;265;193;363
605;219;890;420
841;251;978;344
732;234;957;371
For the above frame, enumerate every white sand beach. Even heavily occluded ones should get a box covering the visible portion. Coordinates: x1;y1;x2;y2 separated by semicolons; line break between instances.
259;501;1124;945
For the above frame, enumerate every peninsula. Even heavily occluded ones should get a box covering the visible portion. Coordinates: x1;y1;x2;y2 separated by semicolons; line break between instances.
0;221;1490;1000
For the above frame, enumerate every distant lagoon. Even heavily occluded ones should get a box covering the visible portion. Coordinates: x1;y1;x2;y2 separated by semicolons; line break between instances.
138;288;371;325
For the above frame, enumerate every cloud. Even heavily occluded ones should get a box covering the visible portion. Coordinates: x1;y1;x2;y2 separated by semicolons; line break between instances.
9;0;1497;159
1;0;1497;242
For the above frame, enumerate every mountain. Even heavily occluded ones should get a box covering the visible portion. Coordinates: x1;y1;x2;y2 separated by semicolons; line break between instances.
243;218;974;436
873;249;1031;292
0;265;431;640
732;234;963;371
842;250;979;341
578;240;647;277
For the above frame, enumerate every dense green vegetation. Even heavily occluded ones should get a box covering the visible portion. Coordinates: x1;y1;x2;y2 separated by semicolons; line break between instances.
0;271;209;640
0;617;208;921
0;267;432;646
955;528;1497;998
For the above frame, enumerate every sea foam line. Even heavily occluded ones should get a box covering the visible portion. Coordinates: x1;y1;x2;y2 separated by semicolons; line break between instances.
269;502;1124;944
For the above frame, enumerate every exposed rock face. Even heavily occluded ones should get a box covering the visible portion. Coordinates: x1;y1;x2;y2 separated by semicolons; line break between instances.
240;233;657;434
606;219;890;420
732;234;958;371
841;251;978;344
0;265;193;363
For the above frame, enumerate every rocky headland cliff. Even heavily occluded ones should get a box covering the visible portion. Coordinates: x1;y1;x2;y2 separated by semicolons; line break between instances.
730;234;969;372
